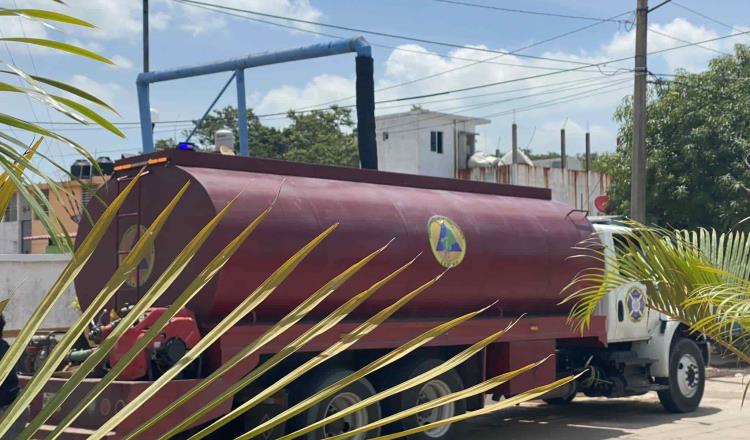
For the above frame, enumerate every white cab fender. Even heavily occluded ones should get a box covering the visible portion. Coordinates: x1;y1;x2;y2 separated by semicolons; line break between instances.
630;316;680;378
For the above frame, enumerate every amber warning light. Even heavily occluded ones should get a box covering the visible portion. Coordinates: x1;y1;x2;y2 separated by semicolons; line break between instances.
113;156;168;172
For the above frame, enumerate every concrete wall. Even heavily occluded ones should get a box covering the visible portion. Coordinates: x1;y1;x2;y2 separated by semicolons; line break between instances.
0;254;79;336
0;221;20;253
376;113;483;178
458;164;612;214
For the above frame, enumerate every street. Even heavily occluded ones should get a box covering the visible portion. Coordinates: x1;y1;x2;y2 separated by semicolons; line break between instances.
464;365;749;439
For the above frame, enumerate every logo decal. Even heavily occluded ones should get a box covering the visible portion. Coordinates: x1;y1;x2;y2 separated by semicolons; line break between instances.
625;287;646;322
427;216;466;268
119;224;155;288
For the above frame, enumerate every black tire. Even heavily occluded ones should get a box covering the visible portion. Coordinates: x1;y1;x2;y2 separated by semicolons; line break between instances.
287;368;381;439
543;393;576;405
380;359;466;440
658;338;705;413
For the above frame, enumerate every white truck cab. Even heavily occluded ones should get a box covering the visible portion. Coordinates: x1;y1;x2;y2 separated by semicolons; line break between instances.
546;218;707;413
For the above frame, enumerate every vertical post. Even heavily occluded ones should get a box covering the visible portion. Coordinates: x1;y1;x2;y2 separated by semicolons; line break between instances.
236;69;249;157
137;82;153;153
356;55;378;169
143;0;149;72
631;0;648;222
585;131;591;212
560;128;567;170
511;123;518;185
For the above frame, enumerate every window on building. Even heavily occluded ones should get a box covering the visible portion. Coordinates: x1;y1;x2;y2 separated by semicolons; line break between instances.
430;131;444;154
382;131;389;141
2;193;17;222
34;189;50;219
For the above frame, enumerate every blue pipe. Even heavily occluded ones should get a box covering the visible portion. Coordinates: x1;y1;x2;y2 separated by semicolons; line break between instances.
138;36;372;155
137;37;370;85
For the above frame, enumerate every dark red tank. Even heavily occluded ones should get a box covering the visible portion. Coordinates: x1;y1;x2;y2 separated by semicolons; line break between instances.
74;151;595;324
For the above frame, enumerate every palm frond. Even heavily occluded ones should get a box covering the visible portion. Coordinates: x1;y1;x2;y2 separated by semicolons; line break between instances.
565;221;750;365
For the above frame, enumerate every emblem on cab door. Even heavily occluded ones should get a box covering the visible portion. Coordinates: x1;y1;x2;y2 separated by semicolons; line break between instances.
427;216;466;268
625;287;646;322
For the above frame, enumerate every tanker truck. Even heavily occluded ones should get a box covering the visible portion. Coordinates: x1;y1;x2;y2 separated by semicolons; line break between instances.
22;150;707;439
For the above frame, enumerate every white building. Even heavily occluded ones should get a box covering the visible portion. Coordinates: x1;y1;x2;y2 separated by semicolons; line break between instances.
375;109;612;213
376;109;490;178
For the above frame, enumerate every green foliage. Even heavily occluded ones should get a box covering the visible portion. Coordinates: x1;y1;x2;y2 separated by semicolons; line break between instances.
172;105;359;167
605;45;750;229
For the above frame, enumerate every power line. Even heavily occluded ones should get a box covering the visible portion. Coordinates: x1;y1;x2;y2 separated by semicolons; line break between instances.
648;26;730;56
671;1;737;31
34;75;630;130
177;0;634;112
648;0;673;13
173;0;601;67
385;82;633;137
426;0;632;23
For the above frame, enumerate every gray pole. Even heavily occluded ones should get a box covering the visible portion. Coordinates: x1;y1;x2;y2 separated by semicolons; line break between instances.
560;128;566;170
143;0;149;72
631;0;648;222
511;122;518;185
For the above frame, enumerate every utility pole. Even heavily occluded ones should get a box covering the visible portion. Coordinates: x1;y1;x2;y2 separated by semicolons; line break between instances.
631;0;648;222
143;0;149;72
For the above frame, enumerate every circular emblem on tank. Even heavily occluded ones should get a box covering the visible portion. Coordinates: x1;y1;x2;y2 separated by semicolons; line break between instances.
427;216;466;268
625;286;646;322
118;224;155;288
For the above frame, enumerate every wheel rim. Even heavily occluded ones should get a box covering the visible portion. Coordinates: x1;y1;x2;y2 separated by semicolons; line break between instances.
677;353;700;398
323;392;368;439
416;379;455;438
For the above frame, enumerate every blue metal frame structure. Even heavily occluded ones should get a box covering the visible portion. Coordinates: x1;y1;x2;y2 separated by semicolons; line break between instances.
137;37;377;167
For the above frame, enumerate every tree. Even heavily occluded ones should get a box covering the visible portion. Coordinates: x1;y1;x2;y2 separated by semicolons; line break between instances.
604;45;750;229
170;105;359;167
282;106;359;167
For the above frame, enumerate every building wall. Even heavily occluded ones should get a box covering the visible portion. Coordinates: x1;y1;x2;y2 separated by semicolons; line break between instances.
27;176;107;253
376;113;421;174
458;164;613;214
0;254;79;337
376;114;482;178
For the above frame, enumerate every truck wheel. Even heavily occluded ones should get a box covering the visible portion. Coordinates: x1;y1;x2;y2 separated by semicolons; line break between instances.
658;338;705;413
288;368;381;439
381;359;466;439
543;393;575;405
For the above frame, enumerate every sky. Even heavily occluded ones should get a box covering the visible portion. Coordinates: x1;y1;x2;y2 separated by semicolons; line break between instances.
2;0;750;178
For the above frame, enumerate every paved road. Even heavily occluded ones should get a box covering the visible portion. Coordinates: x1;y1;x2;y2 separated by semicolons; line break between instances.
463;367;749;439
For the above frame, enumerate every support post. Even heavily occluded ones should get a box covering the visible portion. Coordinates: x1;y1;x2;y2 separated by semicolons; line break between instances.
137;82;153;153
631;0;648;222
586;131;591;212
560;128;567;170
143;0;149;72
356;55;377;169
236;69;249;157
511;123;518;185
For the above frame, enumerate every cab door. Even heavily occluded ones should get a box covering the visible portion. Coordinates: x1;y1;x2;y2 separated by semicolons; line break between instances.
595;229;655;342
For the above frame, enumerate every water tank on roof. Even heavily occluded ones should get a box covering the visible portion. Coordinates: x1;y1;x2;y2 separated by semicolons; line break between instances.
214;128;234;152
96;156;114;175
70;159;91;179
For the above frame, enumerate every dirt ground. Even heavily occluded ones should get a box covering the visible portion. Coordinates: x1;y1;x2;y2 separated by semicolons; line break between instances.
463;362;749;439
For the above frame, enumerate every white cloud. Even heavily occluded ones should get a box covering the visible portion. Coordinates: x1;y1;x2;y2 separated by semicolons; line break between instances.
175;0;323;36
110;55;134;70
69;74;121;107
603;18;723;72
0;0;171;41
